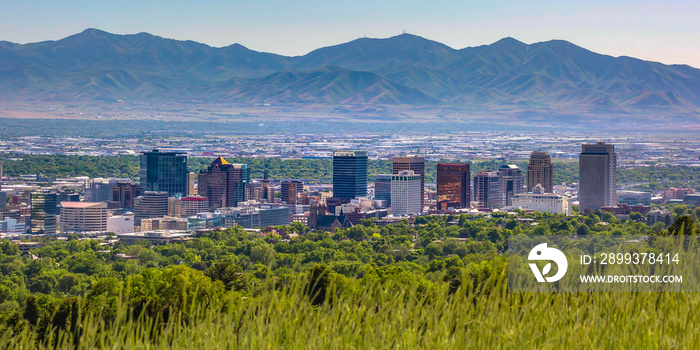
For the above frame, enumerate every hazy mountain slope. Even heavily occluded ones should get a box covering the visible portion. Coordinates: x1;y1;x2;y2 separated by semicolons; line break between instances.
0;29;699;113
290;34;457;72
210;66;439;105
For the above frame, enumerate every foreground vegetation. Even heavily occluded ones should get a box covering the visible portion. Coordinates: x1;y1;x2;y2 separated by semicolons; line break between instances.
1;208;699;348
4;271;700;349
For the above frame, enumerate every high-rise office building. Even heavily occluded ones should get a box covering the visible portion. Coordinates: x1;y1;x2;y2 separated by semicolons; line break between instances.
139;149;188;197
56;191;80;216
333;150;368;200
498;164;524;207
527;152;553;193
436;163;471;210
374;174;392;207
84;179;117;202
197;157;250;211
246;181;275;203
261;179;275;203
579;142;617;212
180;196;210;218
60;202;108;233
111;181;141;209
391;170;422;216
393;156;425;207
168;197;182;218
474;171;502;209
187;172;196;196
134;191;169;224
281;180;303;205
29;191;57;234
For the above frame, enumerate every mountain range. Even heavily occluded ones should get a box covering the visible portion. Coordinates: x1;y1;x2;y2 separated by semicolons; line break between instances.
1;28;699;114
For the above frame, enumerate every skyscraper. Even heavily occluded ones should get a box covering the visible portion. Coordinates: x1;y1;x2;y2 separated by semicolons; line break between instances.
179;196;210;218
29;191;57;234
374;174;392;207
187;172;196;196
474;171;502;209
281;180;303;205
436;163;471;210
134;191;169;224
197;157;250;211
391;170;422;215
498;164;524;207
60;202;108;233
527;152;553;193
579;142;617;212
261;179;275;203
393;156;425;207
139;149;188;197
84;179;116;202
333;150;368;200
111;181;140;209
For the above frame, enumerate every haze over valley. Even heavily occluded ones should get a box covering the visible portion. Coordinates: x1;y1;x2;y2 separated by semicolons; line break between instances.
1;29;699;132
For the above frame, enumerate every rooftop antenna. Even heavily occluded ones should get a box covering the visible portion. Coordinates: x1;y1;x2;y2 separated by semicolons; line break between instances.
402;29;407;34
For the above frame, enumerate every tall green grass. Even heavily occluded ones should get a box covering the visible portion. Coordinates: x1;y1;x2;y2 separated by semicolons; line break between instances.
2;264;698;349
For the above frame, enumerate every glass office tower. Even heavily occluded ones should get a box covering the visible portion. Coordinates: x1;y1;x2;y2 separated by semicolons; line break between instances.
333;150;368;200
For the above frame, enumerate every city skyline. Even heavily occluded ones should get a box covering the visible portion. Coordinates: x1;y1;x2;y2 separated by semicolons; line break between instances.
0;2;697;344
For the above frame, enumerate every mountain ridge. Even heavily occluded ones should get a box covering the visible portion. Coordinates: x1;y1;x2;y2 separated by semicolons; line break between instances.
1;29;699;114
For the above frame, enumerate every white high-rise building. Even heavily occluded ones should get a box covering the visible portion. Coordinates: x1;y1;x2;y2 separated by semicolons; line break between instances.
60;202;108;233
391;170;422;216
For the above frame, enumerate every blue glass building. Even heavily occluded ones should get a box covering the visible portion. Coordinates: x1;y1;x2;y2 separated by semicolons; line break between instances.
333;150;368;200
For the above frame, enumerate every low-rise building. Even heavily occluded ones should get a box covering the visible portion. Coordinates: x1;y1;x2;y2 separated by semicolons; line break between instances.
13;241;43;254
140;216;188;231
344;208;390;225
187;212;224;230
600;203;651;215
0;217;26;234
683;194;700;205
216;203;290;229
617;191;652;206
117;231;192;245
292;213;309;225
107;214;135;234
664;188;695;202
511;184;572;216
647;210;672;226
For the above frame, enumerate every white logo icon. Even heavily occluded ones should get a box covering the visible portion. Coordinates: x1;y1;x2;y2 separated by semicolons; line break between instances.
528;243;568;283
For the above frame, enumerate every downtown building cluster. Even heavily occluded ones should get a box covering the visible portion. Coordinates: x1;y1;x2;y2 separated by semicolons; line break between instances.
1;141;696;241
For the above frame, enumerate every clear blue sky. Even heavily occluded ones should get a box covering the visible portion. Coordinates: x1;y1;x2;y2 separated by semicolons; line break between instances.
2;0;699;67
